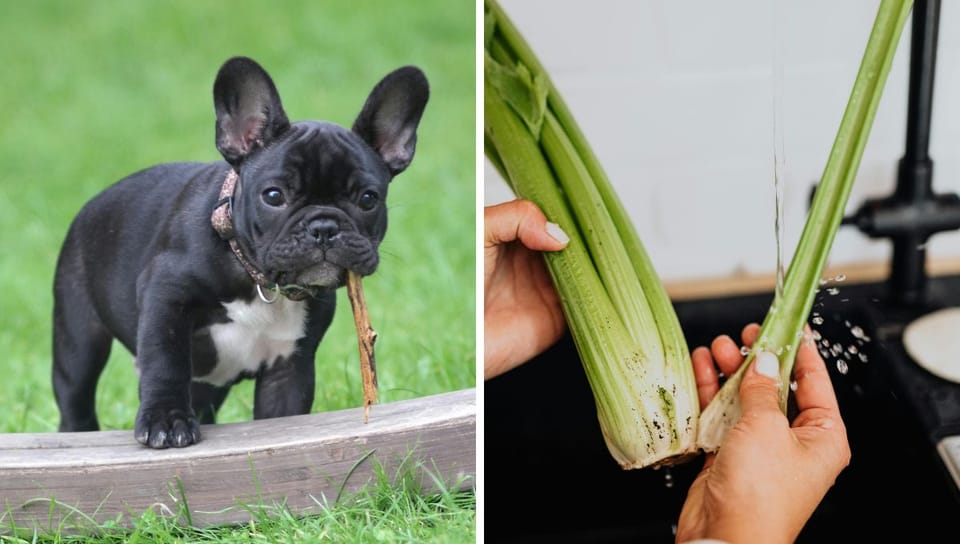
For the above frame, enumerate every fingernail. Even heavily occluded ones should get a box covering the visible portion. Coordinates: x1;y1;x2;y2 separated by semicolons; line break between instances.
545;222;569;245
754;351;780;378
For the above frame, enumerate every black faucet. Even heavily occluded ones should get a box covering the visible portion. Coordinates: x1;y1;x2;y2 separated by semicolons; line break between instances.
843;0;960;307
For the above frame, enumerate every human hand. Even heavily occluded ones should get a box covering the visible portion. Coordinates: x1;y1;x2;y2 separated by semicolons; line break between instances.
484;199;569;379
676;324;851;544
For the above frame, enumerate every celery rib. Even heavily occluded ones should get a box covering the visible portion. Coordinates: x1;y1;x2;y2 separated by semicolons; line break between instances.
698;0;913;450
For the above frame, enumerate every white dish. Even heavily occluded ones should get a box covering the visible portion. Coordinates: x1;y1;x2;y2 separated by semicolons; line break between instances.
903;307;960;384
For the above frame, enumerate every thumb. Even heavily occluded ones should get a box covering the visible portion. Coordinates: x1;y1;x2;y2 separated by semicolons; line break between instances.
485;199;569;252
738;351;785;417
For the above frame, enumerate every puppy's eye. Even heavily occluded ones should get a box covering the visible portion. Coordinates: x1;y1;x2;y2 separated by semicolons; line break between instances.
261;188;286;207
358;190;379;211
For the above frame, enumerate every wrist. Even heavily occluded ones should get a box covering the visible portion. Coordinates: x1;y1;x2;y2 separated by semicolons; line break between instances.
699;514;797;544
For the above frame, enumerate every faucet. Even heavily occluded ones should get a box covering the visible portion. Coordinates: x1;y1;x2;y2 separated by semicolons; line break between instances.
842;0;960;308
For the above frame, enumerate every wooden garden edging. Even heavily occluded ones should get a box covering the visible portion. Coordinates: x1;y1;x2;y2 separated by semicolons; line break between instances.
0;388;475;533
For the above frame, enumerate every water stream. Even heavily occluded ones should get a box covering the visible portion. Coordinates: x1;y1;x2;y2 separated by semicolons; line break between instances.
761;3;871;374
771;0;786;302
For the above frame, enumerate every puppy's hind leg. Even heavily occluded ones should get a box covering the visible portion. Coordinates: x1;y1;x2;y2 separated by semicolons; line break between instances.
191;381;231;424
52;256;113;432
253;354;316;419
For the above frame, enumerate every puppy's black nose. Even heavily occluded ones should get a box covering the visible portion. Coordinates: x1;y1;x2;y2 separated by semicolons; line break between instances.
307;218;339;243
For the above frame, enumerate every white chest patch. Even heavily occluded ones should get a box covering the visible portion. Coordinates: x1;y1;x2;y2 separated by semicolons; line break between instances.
196;296;308;387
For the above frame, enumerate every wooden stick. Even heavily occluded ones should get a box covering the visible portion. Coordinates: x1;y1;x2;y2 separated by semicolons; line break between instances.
346;270;378;423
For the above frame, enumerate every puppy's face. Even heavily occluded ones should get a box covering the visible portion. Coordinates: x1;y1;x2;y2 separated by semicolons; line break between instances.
232;121;392;289
212;56;429;289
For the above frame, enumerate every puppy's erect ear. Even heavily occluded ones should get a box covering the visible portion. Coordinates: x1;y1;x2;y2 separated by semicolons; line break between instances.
213;57;290;166
352;66;429;176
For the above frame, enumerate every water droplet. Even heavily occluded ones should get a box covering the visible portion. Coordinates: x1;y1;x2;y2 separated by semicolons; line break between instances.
740;346;751;356
812;330;822;341
844;320;851;328
836;360;849;374
835;274;846;282
827;288;840;296
790;380;798;391
848;325;871;342
812;316;824;325
819;277;829;286
859;353;869;363
847;344;859;355
663;469;674;489
819;349;830;358
775;347;784;356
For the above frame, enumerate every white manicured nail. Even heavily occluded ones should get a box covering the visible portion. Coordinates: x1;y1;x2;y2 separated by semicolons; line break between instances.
545;222;569;245
755;351;780;378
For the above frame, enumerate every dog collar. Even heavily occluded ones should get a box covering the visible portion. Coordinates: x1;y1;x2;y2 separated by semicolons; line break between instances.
211;169;315;303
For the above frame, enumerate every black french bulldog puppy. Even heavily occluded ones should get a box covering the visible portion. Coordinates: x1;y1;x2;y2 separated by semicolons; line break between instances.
52;57;428;448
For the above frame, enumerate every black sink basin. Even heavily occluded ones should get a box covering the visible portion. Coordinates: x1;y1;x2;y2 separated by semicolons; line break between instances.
484;275;960;543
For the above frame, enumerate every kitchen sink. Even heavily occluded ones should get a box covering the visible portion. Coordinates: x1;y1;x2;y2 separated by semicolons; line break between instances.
484;274;960;542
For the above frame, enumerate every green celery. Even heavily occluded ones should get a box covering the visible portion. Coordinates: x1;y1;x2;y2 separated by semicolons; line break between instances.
698;0;913;450
485;0;699;468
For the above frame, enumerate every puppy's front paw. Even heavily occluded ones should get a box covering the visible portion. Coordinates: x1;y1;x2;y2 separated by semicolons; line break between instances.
135;407;201;449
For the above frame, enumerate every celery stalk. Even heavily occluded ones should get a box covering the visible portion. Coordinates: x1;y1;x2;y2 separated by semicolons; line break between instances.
698;0;913;450
485;0;699;469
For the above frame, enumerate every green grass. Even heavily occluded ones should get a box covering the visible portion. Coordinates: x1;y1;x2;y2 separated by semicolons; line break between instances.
2;462;475;543
0;0;475;540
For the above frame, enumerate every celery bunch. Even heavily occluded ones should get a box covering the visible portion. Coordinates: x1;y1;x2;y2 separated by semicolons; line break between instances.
698;0;913;450
485;0;699;469
485;0;910;465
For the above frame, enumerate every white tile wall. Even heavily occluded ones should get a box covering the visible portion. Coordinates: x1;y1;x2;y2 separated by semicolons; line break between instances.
485;0;960;281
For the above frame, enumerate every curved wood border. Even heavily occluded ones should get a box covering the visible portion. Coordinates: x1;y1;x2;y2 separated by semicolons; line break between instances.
0;388;475;533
